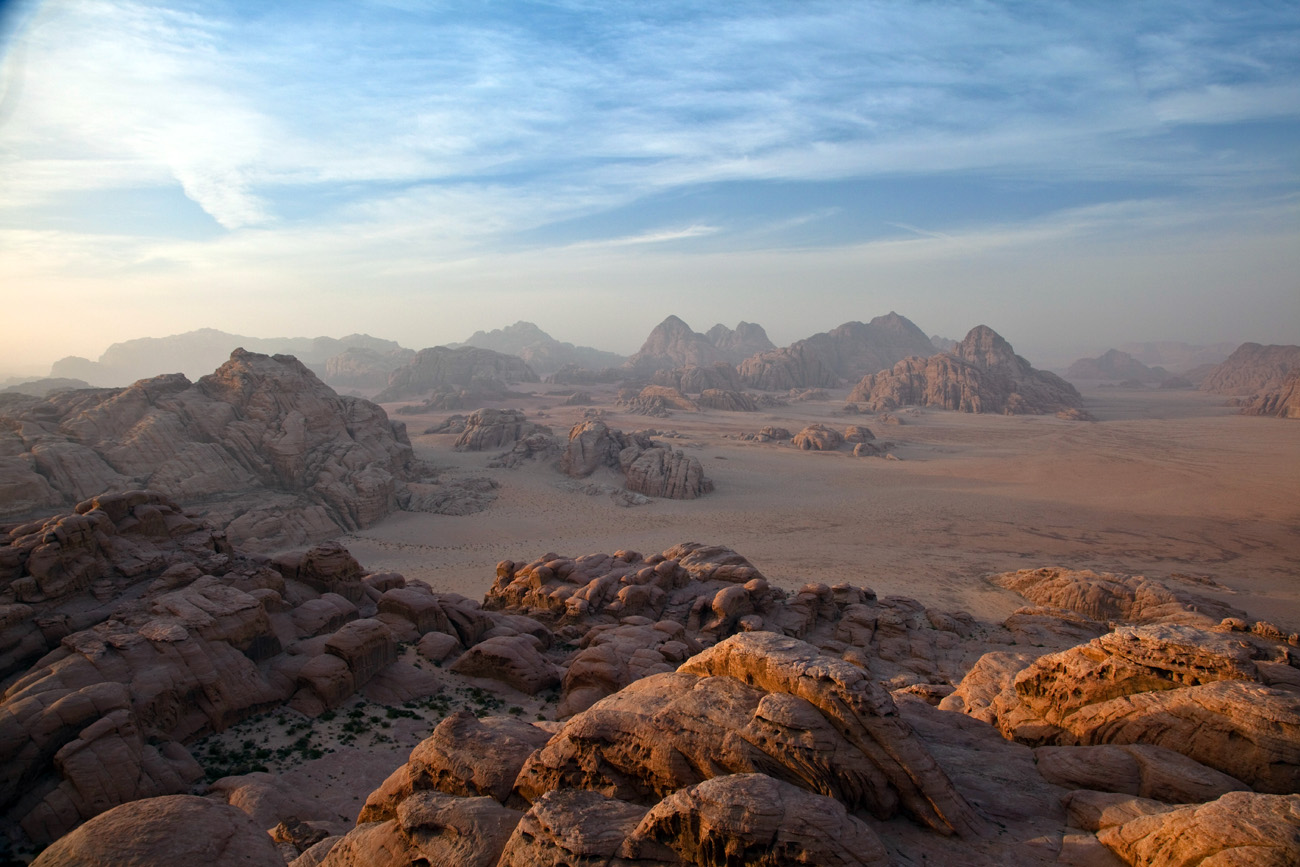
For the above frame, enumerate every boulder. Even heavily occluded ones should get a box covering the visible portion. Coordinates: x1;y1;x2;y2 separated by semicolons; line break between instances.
792;424;845;451
30;794;283;867
450;634;562;694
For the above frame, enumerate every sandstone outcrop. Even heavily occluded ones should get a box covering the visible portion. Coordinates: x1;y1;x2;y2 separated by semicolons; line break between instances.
991;567;1247;627
1237;369;1300;419
792;423;845;451
30;794;284;867
1082;790;1300;866
738;312;935;391
620;385;697;416
849;325;1084;415
695;388;758;411
0;350;420;550
1199;342;1300;395
453;409;551;452
652;362;742;393
624;316;727;374
376;346;539;402
557;421;710;500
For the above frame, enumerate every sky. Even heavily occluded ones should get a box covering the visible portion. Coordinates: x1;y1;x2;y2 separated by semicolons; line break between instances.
0;0;1297;377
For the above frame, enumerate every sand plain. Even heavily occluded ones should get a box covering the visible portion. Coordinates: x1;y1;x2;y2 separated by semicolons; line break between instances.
340;386;1300;631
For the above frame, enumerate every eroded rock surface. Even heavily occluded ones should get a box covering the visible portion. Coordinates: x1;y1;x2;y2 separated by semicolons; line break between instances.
0;350;419;550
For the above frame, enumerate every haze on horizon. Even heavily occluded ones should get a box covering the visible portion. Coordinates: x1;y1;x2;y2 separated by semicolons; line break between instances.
0;0;1297;379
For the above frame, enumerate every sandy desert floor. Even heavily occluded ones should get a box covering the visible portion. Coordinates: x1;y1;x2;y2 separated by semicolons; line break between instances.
340;386;1300;631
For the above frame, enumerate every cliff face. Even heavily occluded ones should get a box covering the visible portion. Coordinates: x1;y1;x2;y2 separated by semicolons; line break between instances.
849;325;1083;414
1199;343;1300;396
0;350;417;549
737;311;935;390
1237;370;1300;419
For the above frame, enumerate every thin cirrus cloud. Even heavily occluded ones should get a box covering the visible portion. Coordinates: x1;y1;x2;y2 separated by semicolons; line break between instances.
0;0;1296;371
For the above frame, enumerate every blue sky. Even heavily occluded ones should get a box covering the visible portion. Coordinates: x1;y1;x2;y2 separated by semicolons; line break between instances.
0;0;1297;375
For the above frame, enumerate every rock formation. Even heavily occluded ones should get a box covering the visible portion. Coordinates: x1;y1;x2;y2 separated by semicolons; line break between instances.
375;347;539;402
694;389;758;411
792;424;845;451
620;385;697;416
0;350;421;550
848;325;1084;415
1237;369;1300;419
703;321;775;360
323;347;416;389
452;409;552;452
0;378;93;398
624;316;728;374
738;312;935;391
1065;349;1171;384
651;362;742;393
1199;342;1300;395
556;421;711;500
455;321;626;377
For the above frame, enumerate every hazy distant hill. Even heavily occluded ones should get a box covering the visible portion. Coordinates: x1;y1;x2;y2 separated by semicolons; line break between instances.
737;312;936;390
49;329;407;387
1065;349;1170;384
455;321;625;376
1117;341;1236;373
625;316;774;374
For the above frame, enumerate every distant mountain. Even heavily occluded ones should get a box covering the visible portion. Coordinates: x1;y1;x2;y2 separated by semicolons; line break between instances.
625;316;772;374
1065;349;1170;384
1199;343;1300;396
456;321;625;376
0;377;93;398
49;328;408;387
849;325;1084;415
737;312;935;390
1117;341;1236;373
930;334;958;353
375;346;540;402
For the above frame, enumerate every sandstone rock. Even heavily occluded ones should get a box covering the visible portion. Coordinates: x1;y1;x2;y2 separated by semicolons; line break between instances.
622;385;697;416
622;447;712;500
705;321;776;361
30;794;284;867
1095;791;1300;866
559;421;649;478
0;350;418;550
1238;368;1300;419
653;362;742;393
623;773;890;866
842;424;875;443
323;346;415;389
407;711;552;805
848;325;1083;415
695;388;758;411
1034;743;1248;803
319;792;522;867
1199;342;1300;395
453;408;550;451
991;566;1246;627
450;633;562;694
989;625;1300;793
792;424;845;451
497;789;648;866
1066;350;1171;384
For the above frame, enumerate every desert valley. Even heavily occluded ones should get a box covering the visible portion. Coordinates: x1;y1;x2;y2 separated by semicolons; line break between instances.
1;312;1298;866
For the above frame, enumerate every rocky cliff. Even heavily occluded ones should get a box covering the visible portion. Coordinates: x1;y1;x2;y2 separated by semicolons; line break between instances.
849;325;1084;415
4;521;1299;865
0;350;419;550
1237;369;1300;419
1199;343;1300;396
738;311;935;390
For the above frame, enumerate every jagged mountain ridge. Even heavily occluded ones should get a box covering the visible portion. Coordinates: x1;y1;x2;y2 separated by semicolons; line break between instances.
454;321;626;376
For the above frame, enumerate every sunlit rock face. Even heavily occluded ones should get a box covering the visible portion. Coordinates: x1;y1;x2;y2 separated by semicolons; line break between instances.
0;349;419;550
849;325;1084;414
